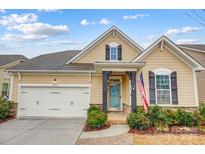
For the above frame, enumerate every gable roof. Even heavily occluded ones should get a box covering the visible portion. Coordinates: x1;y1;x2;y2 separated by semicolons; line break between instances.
0;55;28;68
133;36;205;71
8;50;95;72
179;44;205;53
66;26;144;64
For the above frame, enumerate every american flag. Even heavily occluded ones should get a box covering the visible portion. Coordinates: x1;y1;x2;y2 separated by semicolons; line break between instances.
137;72;149;112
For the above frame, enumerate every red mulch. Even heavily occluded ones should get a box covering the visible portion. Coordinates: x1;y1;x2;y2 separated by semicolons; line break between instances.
83;123;111;132
128;126;205;135
0;116;16;124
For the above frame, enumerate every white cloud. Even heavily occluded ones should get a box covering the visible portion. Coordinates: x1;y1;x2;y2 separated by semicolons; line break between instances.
2;23;69;42
37;9;60;12
165;26;201;36
0;9;6;13
176;39;199;44
39;40;85;47
99;18;110;25
80;19;91;26
2;34;48;42
10;23;69;36
0;13;38;27
122;14;149;20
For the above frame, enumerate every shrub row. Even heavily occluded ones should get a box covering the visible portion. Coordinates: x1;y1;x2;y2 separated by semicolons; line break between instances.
0;97;13;120
127;105;205;130
86;106;108;128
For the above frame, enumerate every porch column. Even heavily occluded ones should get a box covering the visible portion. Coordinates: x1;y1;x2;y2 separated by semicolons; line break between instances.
102;71;109;112
130;71;137;112
126;71;137;112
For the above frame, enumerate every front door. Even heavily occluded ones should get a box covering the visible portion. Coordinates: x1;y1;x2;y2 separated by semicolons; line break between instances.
109;82;121;110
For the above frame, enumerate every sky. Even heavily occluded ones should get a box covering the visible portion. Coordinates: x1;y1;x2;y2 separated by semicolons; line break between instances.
0;9;205;58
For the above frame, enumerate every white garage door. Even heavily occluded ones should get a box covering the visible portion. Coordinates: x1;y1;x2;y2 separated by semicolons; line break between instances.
18;86;90;117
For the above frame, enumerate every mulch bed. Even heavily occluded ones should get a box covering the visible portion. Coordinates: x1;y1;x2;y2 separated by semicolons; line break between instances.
83;123;111;132
128;126;205;135
0;116;16;124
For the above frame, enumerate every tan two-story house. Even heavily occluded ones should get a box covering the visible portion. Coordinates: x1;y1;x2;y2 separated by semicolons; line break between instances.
8;26;204;118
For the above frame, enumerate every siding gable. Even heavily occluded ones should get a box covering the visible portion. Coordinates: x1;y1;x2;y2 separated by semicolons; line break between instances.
75;31;140;63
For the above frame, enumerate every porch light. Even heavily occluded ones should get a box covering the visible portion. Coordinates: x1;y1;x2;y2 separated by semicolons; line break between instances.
52;78;57;84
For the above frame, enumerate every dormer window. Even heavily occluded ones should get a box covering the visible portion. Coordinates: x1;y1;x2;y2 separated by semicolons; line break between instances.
110;46;118;60
105;43;122;61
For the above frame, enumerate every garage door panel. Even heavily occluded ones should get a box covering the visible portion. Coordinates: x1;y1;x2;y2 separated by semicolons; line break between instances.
18;86;90;117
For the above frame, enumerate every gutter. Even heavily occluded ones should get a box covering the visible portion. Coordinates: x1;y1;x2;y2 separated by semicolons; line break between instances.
8;69;96;73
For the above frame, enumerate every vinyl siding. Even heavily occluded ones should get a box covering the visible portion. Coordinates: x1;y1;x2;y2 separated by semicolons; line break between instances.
76;32;140;63
183;49;205;103
90;74;102;105
137;46;196;107
11;74;90;103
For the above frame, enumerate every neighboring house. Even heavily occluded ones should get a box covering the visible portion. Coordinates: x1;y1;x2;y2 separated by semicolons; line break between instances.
8;26;204;118
179;45;205;103
0;55;27;98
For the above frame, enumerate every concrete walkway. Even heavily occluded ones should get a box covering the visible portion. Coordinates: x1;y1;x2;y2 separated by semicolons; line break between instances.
80;124;129;139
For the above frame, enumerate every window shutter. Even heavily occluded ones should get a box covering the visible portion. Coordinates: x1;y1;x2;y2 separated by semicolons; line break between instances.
171;71;178;105
118;45;122;60
105;45;110;60
149;71;156;104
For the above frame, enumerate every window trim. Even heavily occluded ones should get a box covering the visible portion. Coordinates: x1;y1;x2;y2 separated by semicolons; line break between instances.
109;43;119;61
154;69;172;105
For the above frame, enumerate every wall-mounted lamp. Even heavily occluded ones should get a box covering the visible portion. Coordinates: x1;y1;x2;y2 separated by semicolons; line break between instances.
52;78;57;84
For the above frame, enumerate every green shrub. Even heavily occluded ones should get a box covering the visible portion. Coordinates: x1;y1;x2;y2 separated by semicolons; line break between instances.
87;106;100;115
147;105;166;127
127;112;151;130
0;97;13;119
86;106;107;128
163;109;177;126
175;108;197;127
199;104;205;118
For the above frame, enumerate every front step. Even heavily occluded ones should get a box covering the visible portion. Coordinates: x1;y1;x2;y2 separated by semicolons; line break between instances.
108;112;128;125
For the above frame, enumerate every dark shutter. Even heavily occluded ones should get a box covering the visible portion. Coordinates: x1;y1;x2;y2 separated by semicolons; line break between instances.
105;45;110;60
171;71;178;105
118;45;122;60
149;71;156;104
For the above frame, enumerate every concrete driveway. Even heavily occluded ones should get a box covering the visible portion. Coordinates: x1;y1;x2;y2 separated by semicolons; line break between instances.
0;118;85;145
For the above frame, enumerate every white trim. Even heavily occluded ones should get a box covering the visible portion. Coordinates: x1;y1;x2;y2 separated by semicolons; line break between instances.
8;74;14;100
18;83;91;88
179;46;205;53
109;45;118;61
154;70;172;105
133;36;205;71
0;59;25;69
153;68;172;74
102;68;137;72
8;70;96;73
193;70;199;107
149;104;198;108
66;26;144;64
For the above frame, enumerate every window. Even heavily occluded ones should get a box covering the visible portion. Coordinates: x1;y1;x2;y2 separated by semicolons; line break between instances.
110;46;118;60
155;70;171;104
2;83;9;97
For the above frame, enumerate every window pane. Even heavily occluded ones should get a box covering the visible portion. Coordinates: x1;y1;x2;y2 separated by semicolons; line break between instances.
110;47;117;60
157;90;170;104
156;74;171;104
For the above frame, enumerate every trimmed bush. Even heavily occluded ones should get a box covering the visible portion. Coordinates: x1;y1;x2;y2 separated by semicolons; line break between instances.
0;97;13;119
175;108;198;127
86;106;107;128
199;104;205;118
87;106;100;115
127;112;151;130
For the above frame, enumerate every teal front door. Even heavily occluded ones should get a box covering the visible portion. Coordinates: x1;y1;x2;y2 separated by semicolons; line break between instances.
109;83;120;110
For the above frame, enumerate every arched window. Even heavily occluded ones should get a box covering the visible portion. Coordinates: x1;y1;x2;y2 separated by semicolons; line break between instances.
109;43;118;61
154;68;172;104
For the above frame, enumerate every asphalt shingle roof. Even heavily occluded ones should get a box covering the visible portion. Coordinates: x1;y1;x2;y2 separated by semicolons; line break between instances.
9;50;95;71
0;55;28;67
179;44;205;51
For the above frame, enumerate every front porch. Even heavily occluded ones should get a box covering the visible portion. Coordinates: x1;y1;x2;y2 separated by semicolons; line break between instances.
95;62;145;113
